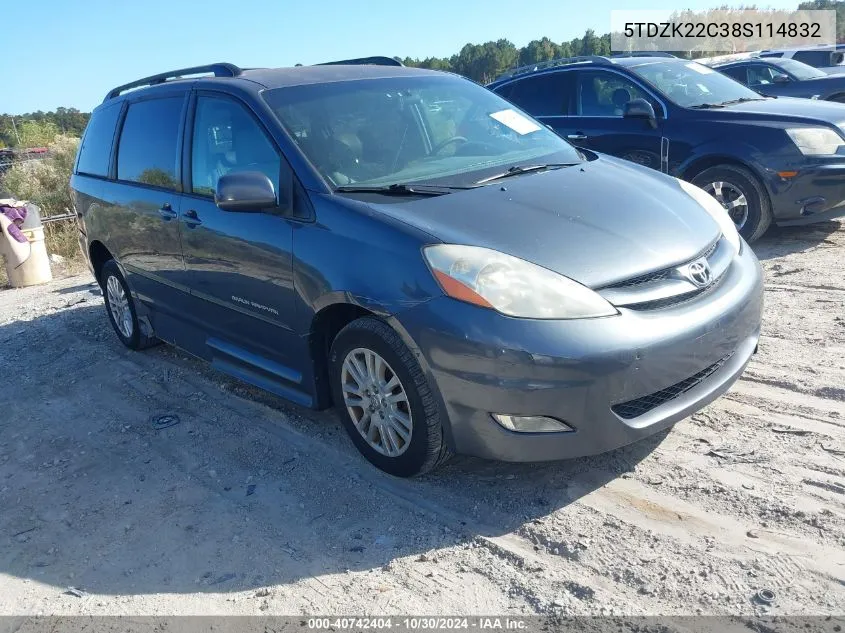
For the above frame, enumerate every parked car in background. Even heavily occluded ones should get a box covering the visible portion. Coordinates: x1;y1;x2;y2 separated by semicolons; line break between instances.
758;46;845;75
709;56;845;102
489;54;845;241
71;60;762;476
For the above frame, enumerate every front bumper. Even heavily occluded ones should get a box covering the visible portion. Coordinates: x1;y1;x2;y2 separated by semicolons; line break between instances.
393;246;763;462
765;159;845;225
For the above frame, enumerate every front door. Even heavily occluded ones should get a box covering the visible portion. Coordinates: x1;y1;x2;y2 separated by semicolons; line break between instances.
179;92;302;376
553;69;665;173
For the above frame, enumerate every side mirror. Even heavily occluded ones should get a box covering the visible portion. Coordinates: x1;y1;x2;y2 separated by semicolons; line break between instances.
772;74;790;84
623;98;657;129
215;171;277;212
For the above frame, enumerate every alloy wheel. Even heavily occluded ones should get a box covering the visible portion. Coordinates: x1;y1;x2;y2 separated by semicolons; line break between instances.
106;275;133;339
341;347;413;457
702;180;749;230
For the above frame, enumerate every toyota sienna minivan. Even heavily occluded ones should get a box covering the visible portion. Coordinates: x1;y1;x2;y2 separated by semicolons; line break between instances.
71;60;763;476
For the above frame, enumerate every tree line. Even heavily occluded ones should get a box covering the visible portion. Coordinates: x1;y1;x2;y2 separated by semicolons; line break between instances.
0;108;90;148
400;31;612;85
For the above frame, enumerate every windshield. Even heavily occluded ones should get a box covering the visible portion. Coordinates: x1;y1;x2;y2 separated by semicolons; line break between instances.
772;58;827;80
262;75;581;188
630;60;764;107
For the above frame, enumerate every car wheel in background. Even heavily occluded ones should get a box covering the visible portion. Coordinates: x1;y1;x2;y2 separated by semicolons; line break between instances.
329;317;451;477
691;164;772;242
101;259;158;350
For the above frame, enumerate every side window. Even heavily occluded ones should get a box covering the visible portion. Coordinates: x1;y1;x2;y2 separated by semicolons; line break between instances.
505;73;570;116
767;65;789;82
793;50;828;67
191;96;281;200
747;65;775;86
117;97;183;190
722;66;750;85
576;71;655;117
76;102;121;177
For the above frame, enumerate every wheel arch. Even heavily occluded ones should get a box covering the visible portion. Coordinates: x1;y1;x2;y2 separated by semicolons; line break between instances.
680;154;760;183
308;300;378;409
306;298;455;453
679;155;773;213
88;240;113;288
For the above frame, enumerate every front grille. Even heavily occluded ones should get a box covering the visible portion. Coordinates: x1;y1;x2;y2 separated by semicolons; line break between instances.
605;237;719;290
611;352;734;419
625;272;725;311
608;269;669;288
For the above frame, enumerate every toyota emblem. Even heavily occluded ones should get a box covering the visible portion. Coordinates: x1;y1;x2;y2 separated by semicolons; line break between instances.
687;258;712;287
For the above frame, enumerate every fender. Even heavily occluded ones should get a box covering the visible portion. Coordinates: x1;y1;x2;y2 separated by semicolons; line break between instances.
674;141;771;186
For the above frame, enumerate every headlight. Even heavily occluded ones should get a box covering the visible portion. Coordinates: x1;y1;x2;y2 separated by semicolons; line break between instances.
423;244;618;319
786;127;844;155
678;179;742;255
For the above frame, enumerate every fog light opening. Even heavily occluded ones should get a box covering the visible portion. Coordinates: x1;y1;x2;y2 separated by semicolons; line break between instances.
492;414;574;433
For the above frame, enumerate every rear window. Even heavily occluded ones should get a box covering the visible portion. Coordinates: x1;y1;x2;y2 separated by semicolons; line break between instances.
117;97;183;190
76;102;121;177
793;50;833;67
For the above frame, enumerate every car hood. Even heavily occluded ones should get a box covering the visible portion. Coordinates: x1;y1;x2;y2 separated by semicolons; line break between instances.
792;74;845;95
717;96;845;126
365;155;721;289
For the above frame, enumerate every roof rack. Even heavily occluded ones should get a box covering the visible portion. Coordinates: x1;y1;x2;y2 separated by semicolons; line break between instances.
104;63;242;101
609;52;677;58
317;56;403;67
496;55;611;81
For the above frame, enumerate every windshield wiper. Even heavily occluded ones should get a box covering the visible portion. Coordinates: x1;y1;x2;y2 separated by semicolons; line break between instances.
718;97;766;106
688;103;726;109
334;183;473;196
475;163;577;185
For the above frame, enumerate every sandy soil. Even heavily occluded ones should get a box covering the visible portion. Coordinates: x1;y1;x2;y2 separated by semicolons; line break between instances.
0;221;843;618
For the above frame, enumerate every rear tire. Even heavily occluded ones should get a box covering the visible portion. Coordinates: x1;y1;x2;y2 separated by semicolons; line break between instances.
329;317;451;477
101;260;158;350
691;164;772;242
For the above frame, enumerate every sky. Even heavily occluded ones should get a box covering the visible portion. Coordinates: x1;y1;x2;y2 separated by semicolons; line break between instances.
2;0;799;114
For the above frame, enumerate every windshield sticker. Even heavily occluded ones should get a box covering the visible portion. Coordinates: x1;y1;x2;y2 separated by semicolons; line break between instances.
489;109;542;135
686;63;714;75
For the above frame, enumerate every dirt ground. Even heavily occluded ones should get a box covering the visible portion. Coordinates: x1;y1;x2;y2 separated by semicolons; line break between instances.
0;221;843;618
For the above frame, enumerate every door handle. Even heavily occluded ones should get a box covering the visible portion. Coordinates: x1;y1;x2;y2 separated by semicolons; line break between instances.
567;133;588;141
183;209;202;227
158;203;177;221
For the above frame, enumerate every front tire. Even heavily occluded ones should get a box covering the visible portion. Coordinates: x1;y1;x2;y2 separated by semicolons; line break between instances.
101;260;157;350
329;317;451;477
691;164;772;242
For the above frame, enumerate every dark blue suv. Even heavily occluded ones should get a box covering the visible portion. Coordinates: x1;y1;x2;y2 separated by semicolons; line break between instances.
488;54;845;241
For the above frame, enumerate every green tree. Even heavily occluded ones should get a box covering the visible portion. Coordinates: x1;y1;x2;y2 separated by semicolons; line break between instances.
17;120;60;147
519;37;561;66
798;0;845;42
0;110;90;148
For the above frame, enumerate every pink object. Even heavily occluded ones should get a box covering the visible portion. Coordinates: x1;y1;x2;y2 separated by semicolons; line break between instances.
0;205;27;243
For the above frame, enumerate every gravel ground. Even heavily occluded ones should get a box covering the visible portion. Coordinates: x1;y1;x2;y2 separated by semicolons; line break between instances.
0;221;843;618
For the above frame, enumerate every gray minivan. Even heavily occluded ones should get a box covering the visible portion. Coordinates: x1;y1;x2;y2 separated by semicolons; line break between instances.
71;61;763;476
